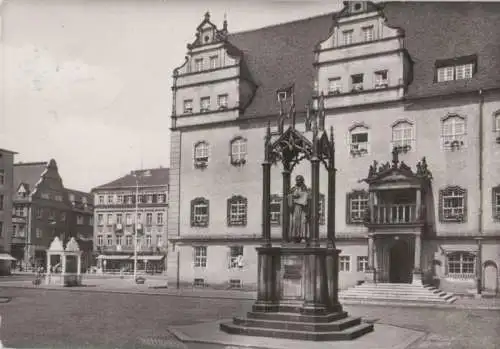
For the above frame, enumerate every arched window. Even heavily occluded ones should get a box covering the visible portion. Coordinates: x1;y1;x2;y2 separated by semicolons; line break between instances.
194;141;209;168
190;197;209;227
346;190;368;224
447;252;475;278
439;186;467;223
227;195;248;226
349;124;370;157
230;137;247;165
391;120;414;152
441;114;466;150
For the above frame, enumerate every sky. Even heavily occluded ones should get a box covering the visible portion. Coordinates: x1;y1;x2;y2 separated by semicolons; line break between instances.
0;0;344;191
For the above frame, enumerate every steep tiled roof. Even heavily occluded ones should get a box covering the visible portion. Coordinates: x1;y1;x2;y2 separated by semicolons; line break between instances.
224;2;499;118
92;167;170;191
383;2;500;99
228;13;335;119
13;162;47;194
65;188;92;203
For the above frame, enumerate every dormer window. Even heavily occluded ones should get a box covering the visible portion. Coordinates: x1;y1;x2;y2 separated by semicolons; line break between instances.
351;74;364;92
277;91;287;102
374;70;388;88
194;58;203;72
435;55;476;82
362;26;374;42
217;94;228;109
342;30;353;45
183;99;193;114
209;55;218;69
200;97;210;113
328;77;341;95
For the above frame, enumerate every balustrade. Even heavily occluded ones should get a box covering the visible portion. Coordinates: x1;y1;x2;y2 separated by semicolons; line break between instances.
368;204;423;225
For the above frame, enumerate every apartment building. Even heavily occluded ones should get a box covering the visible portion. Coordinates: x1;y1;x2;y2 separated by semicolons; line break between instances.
11;160;94;270
167;2;500;293
0;149;16;274
92;168;169;274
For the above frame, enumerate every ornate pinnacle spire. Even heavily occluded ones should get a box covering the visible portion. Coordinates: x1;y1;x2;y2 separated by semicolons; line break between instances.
223;13;228;31
305;102;312;132
204;11;210;20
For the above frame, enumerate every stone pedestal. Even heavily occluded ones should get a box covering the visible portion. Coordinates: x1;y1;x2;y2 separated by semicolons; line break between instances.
220;245;373;341
412;269;423;285
364;268;377;284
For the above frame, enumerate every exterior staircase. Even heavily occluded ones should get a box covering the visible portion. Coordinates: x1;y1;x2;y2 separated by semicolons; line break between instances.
339;282;457;304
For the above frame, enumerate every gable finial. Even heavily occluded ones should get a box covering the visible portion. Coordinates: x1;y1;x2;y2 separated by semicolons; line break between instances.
204;11;210;20
223;13;228;31
305;102;312;132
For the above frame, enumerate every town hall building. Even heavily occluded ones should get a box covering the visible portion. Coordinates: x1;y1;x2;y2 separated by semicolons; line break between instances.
167;2;500;294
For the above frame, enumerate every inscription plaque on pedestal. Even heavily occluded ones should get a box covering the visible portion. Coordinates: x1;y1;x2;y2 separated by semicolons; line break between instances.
281;255;303;299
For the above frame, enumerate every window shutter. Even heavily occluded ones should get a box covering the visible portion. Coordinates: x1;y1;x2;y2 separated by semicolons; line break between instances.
205;199;210;227
190;199;195;227
243;197;248;226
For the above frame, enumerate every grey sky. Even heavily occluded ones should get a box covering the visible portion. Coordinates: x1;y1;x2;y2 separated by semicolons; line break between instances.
0;0;343;191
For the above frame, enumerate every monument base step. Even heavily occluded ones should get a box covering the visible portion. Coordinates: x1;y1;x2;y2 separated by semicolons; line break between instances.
220;308;373;341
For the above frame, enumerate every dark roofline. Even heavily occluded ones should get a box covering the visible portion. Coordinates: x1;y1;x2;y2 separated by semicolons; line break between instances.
14;161;47;166
0;148;18;154
227;10;337;37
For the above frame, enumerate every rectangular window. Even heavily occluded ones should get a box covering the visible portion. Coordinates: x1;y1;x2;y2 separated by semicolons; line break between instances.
144;235;151;247
229;279;242;289
98;196;104;205
0;170;4;185
339;256;351;272
437;66;454;82
156;234;162;246
117;195;123;204
209;55;218;69
229;198;247;225
146;213;153;225
194;58;203;72
342;30;353;45
116;214;123;225
193;202;208;225
374;70;388;88
194;246;207;268
351;131;369;153
362;26;374;42
146;194;153;203
116;235;122;246
106;235;113;246
36;208;43;219
107;195;113;204
157;212;164;225
106;214;113;225
48;210;55;220
125;235;133;246
125;214;132;225
494;191;500;219
351;74;364;91
229;246;244;269
125;195;133;204
36;228;42;238
137;212;142;223
328;77;341;94
448;253;475;276
97;235;103;246
270;196;282;225
357;256;368;272
193;278;205;288
77;215;83;225
455;63;474;80
183;99;193;114
200;97;210;113
217;94;228;109
55;195;63;202
349;193;368;223
442;189;465;221
157;194;166;203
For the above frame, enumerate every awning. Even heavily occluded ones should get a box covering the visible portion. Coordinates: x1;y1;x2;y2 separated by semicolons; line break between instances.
97;255;131;260
0;253;16;261
132;255;165;261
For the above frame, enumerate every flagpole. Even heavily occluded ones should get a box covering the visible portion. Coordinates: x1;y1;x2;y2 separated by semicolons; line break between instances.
133;174;139;280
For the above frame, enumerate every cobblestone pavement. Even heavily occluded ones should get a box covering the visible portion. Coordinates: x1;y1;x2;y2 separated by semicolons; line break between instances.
0;287;498;349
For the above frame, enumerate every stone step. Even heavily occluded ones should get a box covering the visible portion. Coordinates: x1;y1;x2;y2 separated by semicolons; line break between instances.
233;315;361;332
246;311;348;323
340;294;456;303
340;290;454;298
219;321;374;341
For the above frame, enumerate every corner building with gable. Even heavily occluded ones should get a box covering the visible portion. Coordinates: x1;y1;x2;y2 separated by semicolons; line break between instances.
167;2;500;294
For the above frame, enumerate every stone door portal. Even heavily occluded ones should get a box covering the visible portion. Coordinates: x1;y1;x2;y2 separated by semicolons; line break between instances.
389;239;413;283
